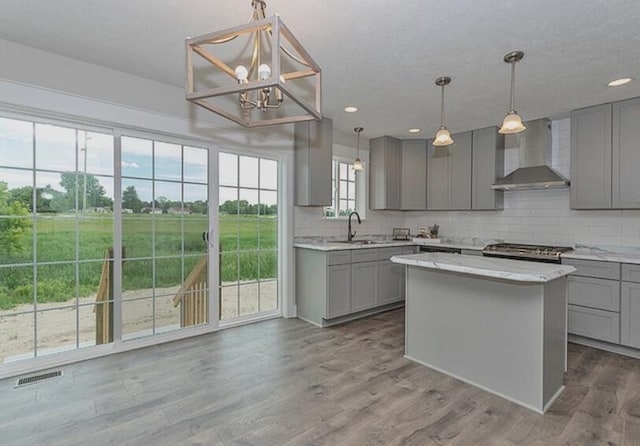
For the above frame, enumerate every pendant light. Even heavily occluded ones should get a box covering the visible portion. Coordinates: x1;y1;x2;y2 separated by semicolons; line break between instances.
499;51;527;134
352;127;364;171
433;76;454;147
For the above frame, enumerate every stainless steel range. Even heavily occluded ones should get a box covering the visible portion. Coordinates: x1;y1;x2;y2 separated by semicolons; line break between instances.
482;243;573;264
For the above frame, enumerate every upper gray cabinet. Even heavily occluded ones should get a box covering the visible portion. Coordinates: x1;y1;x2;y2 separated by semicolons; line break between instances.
570;104;612;209
571;97;640;210
427;131;472;210
294;117;332;206
401;140;428;210
369;136;402;210
472;127;504;210
613;97;640;208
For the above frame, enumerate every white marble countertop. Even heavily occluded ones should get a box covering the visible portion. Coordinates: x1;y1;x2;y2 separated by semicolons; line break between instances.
293;240;417;251
562;250;640;265
411;238;490;251
391;252;576;283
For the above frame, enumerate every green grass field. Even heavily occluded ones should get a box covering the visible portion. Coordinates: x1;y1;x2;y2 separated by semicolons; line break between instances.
0;214;277;310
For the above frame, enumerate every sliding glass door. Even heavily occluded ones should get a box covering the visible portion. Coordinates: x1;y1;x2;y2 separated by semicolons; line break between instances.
0;113;282;367
218;152;279;322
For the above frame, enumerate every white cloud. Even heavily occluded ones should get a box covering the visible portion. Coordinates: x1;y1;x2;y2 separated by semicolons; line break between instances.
121;161;140;169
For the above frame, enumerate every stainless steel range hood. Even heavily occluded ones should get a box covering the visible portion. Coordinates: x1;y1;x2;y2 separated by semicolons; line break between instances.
491;118;570;191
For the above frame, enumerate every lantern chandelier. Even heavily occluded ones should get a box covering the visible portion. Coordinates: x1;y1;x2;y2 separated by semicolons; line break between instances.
185;0;322;128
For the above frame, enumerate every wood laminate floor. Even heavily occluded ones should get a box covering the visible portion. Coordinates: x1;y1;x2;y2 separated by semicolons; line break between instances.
2;309;640;446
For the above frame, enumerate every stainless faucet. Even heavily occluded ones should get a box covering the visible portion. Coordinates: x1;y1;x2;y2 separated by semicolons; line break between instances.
347;211;361;242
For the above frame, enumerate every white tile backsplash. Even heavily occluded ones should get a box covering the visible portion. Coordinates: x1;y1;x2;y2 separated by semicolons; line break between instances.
296;118;640;248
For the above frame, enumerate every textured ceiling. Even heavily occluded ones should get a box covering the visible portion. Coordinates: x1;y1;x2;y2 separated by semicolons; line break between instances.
1;0;639;142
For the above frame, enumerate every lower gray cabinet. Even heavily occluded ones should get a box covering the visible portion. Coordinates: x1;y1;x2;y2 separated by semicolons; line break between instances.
351;261;379;312
326;264;351;319
378;260;404;305
296;247;408;327
568;305;620;344
567;275;620;312
621;281;640;349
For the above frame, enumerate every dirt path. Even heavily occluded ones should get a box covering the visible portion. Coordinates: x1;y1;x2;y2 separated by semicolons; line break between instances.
0;282;277;362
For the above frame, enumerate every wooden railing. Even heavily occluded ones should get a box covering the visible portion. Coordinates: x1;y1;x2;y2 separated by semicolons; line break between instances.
173;255;209;327
94;248;114;345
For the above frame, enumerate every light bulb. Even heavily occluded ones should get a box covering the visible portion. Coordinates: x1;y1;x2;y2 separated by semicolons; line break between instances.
433;126;454;147
235;65;248;82
499;110;526;134
258;64;271;80
352;158;364;171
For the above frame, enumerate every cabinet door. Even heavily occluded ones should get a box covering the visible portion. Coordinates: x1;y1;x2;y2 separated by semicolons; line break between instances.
326;264;351;319
351;261;378;312
449;132;473;210
427;138;451;210
378;260;404;305
613;98;640;208
567;275;620;312
369;136;402;210
401;140;427;210
570;104;612;209
472;127;504;210
621;282;640;348
294;118;332;206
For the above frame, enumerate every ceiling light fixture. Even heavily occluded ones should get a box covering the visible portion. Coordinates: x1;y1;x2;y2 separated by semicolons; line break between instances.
344;106;359;113
608;77;633;87
499;50;526;135
352;127;364;171
185;0;322;128
433;76;454;147
409;128;421;134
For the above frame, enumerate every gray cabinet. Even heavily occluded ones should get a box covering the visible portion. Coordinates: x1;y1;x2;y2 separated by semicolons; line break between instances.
612;98;640;208
427;131;472;210
400;140;428;210
571;98;640;210
570;104;612;209
294;118;332;206
621;281;640;349
326;264;351;319
472;127;504;210
369;136;402;210
568;305;620;344
296;247;408;327
351;261;379;312
564;257;621;343
378;260;404;305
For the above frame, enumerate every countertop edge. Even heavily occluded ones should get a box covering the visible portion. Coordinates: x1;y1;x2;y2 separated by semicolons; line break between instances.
391;254;577;283
561;251;640;265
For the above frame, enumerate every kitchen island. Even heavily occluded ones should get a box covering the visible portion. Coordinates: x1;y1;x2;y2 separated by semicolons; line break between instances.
391;253;576;413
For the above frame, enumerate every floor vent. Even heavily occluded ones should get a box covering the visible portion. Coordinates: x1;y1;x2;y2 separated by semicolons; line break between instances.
15;370;63;387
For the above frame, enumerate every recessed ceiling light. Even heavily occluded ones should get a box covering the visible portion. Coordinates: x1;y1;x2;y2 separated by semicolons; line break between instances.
409;128;421;134
344;106;359;113
608;77;633;87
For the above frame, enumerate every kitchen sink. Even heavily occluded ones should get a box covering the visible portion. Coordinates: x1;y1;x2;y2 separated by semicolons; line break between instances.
334;239;379;245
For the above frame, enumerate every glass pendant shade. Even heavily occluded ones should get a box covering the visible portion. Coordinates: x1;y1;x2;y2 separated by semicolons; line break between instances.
352;127;364;171
499;51;526;135
499;110;526;134
433;76;454;147
433;126;454;146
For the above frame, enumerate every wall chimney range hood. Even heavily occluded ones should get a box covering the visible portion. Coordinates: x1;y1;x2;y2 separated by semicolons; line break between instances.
491;118;570;191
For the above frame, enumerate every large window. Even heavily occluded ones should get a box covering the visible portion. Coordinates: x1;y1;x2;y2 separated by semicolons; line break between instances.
0;117;115;361
324;160;359;218
120;136;209;339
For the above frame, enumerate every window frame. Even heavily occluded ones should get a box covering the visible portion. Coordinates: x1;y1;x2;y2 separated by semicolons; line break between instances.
323;156;366;220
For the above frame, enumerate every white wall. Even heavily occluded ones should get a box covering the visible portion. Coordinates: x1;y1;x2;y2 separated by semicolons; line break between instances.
404;119;640;247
